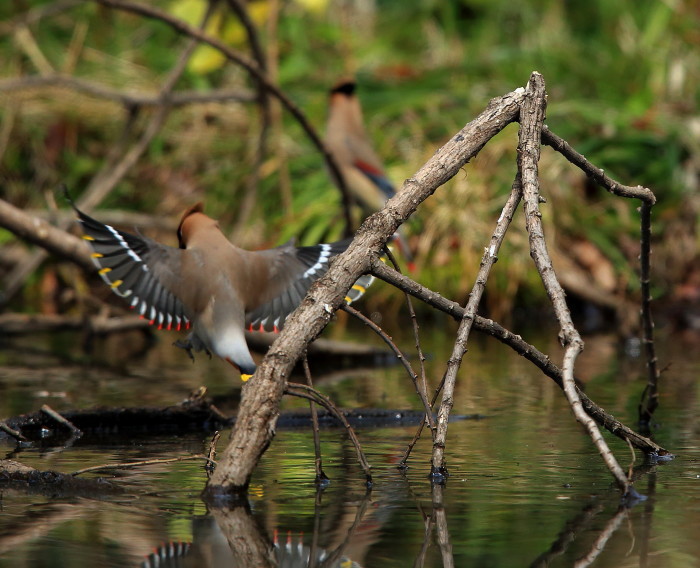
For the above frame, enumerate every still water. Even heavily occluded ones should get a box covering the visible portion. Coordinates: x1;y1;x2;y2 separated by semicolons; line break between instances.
0;322;699;567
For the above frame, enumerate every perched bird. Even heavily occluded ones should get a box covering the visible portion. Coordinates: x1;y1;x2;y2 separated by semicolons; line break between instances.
67;193;373;380
325;80;413;268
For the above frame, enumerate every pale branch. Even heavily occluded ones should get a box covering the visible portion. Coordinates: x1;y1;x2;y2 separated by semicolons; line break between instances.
93;0;355;234
430;171;524;480
40;405;82;437
369;258;668;457
573;507;629;568
204;86;526;494
0;421;28;443
341;304;435;431
519;73;629;492
284;382;372;485
25;208;178;232
432;484;455;568
0;198;94;274
0;75;255;107
541;127;661;425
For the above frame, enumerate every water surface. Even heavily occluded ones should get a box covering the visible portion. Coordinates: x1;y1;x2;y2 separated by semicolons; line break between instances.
1;324;698;567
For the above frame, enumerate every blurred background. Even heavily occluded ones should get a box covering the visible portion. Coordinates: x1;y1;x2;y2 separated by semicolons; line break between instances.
1;0;698;333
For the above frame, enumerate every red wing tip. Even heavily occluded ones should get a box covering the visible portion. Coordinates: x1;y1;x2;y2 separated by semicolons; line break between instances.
354;159;384;177
273;325;280;333
407;261;417;272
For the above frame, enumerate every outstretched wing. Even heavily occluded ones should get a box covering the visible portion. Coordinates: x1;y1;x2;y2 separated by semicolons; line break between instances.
73;206;191;331
245;239;374;333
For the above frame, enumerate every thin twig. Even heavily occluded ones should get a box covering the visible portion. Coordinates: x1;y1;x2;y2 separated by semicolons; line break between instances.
71;454;214;476
369;258;669;457
40;404;82;436
284;382;372;486
384;247;432;435
541;127;661;426
93;0;354;234
399;372;447;467
429;172;524;480
637;202;661;426
0;75;255;106
520;73;629;493
206;431;220;475
341;304;435;431
301;353;328;485
0;421;29;443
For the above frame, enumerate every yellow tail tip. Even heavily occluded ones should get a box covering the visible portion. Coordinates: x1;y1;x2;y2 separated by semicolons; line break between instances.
241;373;253;382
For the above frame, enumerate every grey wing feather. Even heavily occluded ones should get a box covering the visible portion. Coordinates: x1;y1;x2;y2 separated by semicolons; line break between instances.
245;238;373;332
73;206;191;331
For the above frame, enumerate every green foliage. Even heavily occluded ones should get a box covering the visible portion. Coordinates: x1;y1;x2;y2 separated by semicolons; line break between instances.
1;0;698;318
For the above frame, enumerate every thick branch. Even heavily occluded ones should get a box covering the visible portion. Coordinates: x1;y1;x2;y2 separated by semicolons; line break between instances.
0;199;94;273
204;86;527;494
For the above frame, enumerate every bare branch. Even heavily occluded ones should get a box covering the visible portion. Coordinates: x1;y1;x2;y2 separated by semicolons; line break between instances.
93;0;355;232
71;454;212;477
430;172;524;480
285;382;372;485
369;259;668;457
0;74;255;106
0;198;94;274
341;304;435;431
204;86;526;494
519;73;629;492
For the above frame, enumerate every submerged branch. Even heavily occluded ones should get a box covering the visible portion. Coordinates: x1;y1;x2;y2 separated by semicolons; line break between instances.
285;382;372;485
341;304;435;431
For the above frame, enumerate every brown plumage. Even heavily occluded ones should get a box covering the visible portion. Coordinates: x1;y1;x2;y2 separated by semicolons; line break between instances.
68;195;373;379
326;80;413;268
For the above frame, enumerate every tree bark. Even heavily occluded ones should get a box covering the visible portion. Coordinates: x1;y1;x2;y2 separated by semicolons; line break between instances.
204;87;528;494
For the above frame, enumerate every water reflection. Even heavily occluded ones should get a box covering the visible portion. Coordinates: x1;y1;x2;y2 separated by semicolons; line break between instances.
1;326;699;567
